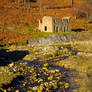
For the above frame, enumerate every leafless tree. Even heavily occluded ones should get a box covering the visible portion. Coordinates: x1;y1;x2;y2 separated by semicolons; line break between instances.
72;0;74;7
40;0;42;13
72;0;92;19
17;0;31;11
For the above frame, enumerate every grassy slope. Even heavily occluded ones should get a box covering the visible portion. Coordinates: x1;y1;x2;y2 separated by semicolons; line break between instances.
56;55;92;73
52;39;92;73
0;66;20;88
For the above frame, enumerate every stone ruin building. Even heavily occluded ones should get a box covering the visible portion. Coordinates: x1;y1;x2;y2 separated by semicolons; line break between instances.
39;16;72;32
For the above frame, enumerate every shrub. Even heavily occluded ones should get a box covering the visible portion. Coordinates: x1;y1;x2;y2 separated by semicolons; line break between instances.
53;50;59;57
28;25;36;32
45;54;53;58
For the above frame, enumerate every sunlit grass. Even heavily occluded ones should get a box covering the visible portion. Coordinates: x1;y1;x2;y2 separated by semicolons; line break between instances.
53;55;92;73
0;66;20;88
52;41;92;73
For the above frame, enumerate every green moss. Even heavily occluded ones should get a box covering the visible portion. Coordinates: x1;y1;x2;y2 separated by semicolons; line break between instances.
28;25;36;32
33;32;54;38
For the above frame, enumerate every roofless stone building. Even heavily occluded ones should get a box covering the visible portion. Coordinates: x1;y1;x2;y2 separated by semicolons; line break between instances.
39;16;72;32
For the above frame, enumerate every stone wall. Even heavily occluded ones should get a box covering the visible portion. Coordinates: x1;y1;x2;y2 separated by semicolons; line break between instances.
53;17;71;32
28;34;71;46
39;16;71;33
39;16;54;32
28;32;92;46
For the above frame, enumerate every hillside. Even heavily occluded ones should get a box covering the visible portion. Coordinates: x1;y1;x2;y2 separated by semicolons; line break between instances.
0;0;73;26
0;0;89;45
0;0;85;27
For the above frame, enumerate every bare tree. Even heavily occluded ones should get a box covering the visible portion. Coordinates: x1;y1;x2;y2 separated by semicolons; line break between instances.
72;0;74;7
40;0;42;13
72;0;92;19
17;0;31;11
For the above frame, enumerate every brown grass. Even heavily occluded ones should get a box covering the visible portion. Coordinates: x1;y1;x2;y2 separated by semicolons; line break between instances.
0;0;91;44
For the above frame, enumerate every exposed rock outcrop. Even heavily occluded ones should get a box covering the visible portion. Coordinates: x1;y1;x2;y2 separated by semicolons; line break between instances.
28;34;71;46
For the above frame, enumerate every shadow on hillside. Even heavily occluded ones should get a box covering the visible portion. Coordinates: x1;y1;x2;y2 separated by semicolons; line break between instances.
72;28;84;32
0;49;29;66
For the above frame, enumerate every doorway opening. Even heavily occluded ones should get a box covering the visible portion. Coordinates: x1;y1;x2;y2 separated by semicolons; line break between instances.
64;27;66;32
44;26;47;31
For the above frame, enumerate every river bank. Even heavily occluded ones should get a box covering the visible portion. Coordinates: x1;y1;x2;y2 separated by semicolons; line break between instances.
0;32;92;92
0;43;77;92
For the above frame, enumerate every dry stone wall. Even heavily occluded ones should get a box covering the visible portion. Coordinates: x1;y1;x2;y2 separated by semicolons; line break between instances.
28;34;71;46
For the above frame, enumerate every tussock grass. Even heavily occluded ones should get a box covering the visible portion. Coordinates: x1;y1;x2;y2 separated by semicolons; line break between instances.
53;55;92;73
52;40;92;73
0;66;20;88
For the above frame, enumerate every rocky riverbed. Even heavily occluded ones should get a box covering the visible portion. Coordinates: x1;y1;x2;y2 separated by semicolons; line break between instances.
0;40;92;92
0;44;79;92
0;61;72;92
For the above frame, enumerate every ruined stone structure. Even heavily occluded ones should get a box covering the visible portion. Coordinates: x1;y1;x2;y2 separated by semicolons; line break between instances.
39;16;72;32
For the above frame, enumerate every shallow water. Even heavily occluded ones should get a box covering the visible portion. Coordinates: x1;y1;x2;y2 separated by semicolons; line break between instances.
3;60;92;92
24;60;80;91
26;60;92;92
50;65;79;91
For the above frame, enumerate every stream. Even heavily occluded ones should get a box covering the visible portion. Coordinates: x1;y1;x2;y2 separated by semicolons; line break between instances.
2;58;92;92
2;46;92;92
22;57;92;92
21;60;80;92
